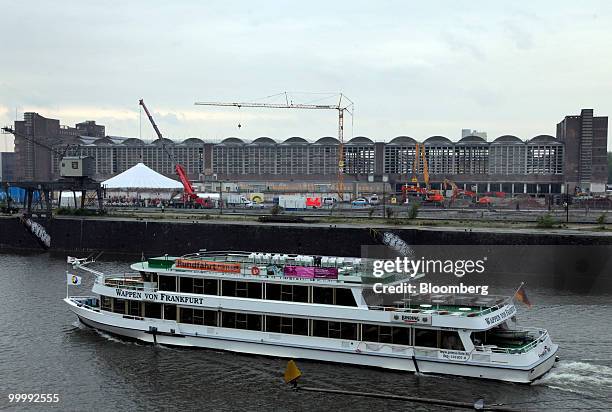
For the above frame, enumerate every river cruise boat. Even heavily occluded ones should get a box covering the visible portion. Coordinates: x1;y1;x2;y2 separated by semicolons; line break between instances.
65;251;558;383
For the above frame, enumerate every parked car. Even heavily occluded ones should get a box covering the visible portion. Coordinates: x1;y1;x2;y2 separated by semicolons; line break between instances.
245;201;265;209
368;195;380;205
351;198;368;207
322;196;336;206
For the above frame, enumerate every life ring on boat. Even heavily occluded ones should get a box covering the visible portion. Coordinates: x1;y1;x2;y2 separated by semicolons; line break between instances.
251;266;261;275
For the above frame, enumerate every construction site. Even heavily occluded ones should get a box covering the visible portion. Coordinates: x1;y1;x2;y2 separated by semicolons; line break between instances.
0;95;610;226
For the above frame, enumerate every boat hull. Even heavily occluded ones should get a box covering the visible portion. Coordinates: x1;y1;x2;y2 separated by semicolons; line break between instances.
67;299;557;383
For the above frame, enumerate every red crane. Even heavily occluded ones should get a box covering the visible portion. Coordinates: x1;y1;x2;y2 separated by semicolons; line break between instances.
138;99;211;208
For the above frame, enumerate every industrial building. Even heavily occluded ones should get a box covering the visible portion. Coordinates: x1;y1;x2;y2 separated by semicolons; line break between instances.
4;109;608;195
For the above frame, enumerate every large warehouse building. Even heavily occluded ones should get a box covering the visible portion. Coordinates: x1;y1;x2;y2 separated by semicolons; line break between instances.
5;109;608;195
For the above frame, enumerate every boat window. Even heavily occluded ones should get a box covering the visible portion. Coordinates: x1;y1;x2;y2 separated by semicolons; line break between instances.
292;285;308;302
440;331;464;350
193;309;217;326
144;302;162;319
414;328;438;348
265;316;308;336
158;275;177;292
163;304;176;321
141;272;157;282
128;300;141;317
179;277;194;293
221;312;262;331
471;331;487;346
312;320;358;340
363;324;411;345
113;298;126;314
101;296;112;311
379;326;393;343
266;283;281;300
222;280;262;299
313;287;334;304
335;288;357;307
204;279;218;295
392;327;411;346
179;307;194;324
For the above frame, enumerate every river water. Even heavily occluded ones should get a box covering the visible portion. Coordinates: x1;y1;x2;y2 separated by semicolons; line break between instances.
0;251;610;411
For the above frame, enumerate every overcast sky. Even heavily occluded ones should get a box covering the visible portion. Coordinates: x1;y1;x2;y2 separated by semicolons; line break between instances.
1;0;611;151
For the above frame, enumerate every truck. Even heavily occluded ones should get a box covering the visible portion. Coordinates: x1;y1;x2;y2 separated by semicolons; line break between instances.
277;195;307;210
224;193;250;207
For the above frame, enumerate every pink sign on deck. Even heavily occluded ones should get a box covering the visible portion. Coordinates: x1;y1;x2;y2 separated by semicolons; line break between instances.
314;267;338;279
283;266;315;278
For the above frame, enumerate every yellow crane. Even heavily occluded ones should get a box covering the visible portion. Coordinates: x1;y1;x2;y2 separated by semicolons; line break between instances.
195;92;353;200
411;143;429;188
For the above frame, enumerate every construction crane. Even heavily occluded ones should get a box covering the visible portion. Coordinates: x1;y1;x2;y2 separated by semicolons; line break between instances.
138;99;210;208
194;93;353;200
1;126;76;159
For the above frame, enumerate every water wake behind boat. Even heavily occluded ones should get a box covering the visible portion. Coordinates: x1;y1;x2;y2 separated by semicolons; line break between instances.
533;361;612;395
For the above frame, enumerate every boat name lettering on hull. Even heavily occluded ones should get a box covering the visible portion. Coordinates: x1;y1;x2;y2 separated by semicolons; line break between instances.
484;305;516;326
114;289;205;305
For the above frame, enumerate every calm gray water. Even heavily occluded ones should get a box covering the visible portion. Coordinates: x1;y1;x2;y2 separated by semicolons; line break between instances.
0;251;611;411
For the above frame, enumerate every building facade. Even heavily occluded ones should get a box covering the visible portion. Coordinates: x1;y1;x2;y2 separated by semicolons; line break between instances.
6;109;608;195
11;113;101;181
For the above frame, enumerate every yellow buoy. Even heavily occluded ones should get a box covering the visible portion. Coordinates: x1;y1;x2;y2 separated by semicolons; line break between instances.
284;360;302;385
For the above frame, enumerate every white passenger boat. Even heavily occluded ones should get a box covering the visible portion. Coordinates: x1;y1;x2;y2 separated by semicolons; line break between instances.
65;251;558;383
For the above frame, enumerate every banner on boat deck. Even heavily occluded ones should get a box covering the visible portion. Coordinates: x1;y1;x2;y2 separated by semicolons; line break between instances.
283;266;338;279
175;259;241;273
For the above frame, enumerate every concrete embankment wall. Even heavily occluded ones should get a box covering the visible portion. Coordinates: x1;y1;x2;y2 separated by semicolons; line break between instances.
2;216;611;292
1;216;610;256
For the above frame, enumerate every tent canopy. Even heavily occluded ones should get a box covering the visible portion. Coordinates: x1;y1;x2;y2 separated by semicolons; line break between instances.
102;163;183;190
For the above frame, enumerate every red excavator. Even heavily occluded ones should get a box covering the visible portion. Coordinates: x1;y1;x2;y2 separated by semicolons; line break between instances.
139;99;212;208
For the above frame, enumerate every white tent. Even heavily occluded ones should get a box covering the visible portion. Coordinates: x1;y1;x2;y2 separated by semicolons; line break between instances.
102;163;183;189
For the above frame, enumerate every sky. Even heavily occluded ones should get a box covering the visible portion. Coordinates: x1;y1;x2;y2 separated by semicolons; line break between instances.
1;0;611;151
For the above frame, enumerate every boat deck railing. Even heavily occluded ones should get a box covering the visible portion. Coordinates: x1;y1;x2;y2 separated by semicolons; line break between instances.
367;293;512;316
175;251;368;279
474;327;548;354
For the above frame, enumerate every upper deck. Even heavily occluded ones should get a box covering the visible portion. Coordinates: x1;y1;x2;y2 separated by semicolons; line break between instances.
131;251;383;286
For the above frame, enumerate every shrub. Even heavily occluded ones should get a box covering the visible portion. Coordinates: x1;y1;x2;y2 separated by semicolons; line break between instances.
407;202;420;220
536;213;556;229
385;207;394;219
596;213;606;226
270;205;283;215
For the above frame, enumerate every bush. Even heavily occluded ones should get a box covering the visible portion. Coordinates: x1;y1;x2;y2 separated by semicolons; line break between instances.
385;207;394;219
270;205;283;215
536;213;556;229
597;213;607;226
407;202;420;220
368;208;375;219
56;207;102;216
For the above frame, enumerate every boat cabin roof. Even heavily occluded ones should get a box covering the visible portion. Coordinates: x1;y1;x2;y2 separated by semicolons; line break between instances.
132;251;394;286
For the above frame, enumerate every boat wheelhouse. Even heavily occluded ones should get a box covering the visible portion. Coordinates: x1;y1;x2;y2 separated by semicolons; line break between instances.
65;251;558;383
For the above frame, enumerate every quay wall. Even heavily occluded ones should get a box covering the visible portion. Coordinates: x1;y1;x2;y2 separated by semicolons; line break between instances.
1;217;610;292
1;216;611;256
